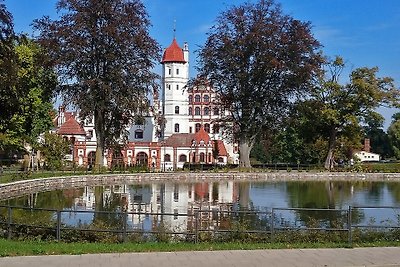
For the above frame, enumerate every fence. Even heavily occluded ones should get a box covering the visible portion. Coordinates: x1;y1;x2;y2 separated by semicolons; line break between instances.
1;205;400;244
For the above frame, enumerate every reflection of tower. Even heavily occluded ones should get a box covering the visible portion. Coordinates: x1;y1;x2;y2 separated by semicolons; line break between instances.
161;38;190;138
163;183;189;233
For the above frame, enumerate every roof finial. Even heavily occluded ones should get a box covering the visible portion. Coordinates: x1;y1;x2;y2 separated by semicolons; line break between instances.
173;19;176;38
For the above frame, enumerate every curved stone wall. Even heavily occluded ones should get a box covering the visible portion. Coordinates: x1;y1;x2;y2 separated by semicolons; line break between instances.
1;172;400;200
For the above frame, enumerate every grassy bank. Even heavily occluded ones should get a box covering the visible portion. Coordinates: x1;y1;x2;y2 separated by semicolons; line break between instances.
1;239;400;257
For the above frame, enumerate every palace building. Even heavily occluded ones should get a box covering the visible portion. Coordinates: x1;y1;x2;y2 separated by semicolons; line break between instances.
54;38;239;170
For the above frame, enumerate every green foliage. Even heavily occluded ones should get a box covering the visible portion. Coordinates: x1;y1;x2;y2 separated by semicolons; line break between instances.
34;0;161;167
198;0;322;167
0;33;56;154
38;132;70;170
388;116;400;159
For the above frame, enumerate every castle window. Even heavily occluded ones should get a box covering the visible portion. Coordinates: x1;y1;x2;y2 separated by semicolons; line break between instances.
195;107;200;115
188;107;192;115
135;130;143;139
168;68;171;75
200;152;205;162
188;95;193;104
213;124;220;134
167;84;171;90
174;123;180;133
195;95;201;103
179;154;187;162
164;154;171;162
195;123;201;133
189;126;192;133
204;123;210;133
204;107;209;115
176;68;179;75
175;106;180;114
176;84;179;90
214;107;219;115
203;95;209;103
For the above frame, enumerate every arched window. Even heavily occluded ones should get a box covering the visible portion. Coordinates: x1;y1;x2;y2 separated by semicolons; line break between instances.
213;124;219;134
175;106;179;114
204;123;210;133
214;107;219;115
87;151;96;167
188;95;193;104
188;107;192;115
179;154;187;162
203;95;209;103
136;152;148;166
200;152;205;162
204;107;209;115
195;107;200;115
195;95;201;103
174;123;180;133
135;129;143;139
195;123;201;133
164;154;171;162
218;157;224;163
208;153;212;162
176;84;179;90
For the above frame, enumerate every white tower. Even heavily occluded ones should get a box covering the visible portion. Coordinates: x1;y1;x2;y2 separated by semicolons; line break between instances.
161;38;190;138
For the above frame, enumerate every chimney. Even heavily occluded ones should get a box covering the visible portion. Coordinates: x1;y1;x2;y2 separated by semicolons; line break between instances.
364;138;371;153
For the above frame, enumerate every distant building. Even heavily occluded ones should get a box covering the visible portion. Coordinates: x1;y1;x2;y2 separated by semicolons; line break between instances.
54;37;239;169
353;138;380;162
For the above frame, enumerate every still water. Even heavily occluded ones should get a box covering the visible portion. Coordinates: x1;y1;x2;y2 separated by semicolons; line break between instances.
2;180;400;231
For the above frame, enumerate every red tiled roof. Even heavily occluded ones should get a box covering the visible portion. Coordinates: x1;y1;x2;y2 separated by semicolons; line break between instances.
57;117;86;135
194;127;210;144
216;140;228;156
165;133;195;147
161;38;186;63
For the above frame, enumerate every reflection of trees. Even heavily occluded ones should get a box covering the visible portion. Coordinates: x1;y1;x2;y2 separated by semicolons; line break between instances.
285;181;362;227
93;186;124;229
387;182;400;203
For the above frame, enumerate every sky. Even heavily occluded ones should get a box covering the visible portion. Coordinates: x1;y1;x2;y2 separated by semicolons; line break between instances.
3;0;400;128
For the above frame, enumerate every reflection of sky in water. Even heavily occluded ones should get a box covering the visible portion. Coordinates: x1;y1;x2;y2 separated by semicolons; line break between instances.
4;180;400;229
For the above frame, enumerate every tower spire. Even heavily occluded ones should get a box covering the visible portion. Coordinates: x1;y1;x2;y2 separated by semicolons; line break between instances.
173;19;176;38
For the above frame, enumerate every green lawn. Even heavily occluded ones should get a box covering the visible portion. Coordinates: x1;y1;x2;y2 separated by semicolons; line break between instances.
1;238;399;257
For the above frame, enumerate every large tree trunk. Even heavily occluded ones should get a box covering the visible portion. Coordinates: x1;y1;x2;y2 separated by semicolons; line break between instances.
324;128;337;170
239;137;253;168
94;108;105;171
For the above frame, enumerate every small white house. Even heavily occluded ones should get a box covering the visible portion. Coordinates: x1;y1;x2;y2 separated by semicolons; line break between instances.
354;151;380;162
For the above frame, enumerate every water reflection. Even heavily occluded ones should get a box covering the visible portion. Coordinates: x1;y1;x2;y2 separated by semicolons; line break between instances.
2;180;400;231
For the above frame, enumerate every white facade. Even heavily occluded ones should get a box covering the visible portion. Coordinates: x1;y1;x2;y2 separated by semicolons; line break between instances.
354;151;380;162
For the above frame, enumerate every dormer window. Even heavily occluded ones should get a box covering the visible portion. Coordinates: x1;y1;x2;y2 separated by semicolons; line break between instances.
135;130;143;139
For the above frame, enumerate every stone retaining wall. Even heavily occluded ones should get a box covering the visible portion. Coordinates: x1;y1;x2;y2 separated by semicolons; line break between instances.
1;172;400;200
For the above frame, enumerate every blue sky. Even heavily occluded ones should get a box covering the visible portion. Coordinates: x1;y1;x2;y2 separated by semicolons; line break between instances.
4;0;400;128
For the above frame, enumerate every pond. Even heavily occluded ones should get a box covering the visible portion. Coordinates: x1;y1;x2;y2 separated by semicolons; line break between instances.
2;179;400;235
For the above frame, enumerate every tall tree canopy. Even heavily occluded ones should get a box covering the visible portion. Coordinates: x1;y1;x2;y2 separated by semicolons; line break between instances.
309;57;399;169
0;0;17;137
1;1;56;155
198;0;322;167
34;0;160;168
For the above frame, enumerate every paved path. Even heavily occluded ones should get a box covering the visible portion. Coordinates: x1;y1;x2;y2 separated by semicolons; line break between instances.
1;247;400;267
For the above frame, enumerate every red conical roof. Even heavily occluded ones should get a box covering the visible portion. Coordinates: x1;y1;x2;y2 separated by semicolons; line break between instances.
161;38;186;63
57;117;86;135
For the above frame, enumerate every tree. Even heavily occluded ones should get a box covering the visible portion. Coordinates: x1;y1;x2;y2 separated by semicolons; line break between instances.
34;0;160;169
363;112;393;159
39;132;70;170
310;57;399;170
388;113;400;159
0;2;56;155
0;0;18;151
198;0;321;167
